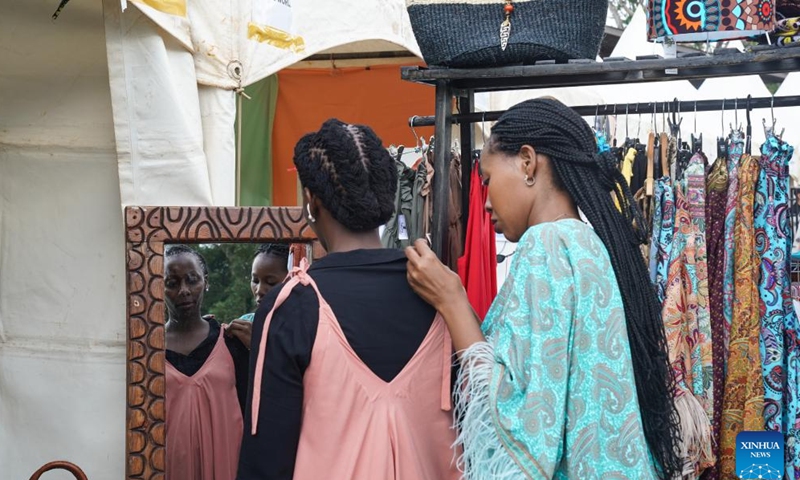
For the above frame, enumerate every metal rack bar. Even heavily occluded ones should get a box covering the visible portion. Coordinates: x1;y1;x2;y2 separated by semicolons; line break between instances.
401;45;800;93
457;94;473;256
431;81;453;258
409;95;800;127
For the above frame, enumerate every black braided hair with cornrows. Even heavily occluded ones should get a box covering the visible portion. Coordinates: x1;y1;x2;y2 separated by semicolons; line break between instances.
488;98;681;479
255;243;290;261
165;244;208;276
293;119;397;232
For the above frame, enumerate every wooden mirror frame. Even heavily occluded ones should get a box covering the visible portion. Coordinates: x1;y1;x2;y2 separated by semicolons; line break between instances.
124;206;319;479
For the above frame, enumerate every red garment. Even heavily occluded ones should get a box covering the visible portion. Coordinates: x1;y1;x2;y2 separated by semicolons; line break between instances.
457;162;498;321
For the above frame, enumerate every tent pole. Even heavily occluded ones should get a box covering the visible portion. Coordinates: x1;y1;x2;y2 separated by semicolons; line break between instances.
432;81;452;260
458;93;474;258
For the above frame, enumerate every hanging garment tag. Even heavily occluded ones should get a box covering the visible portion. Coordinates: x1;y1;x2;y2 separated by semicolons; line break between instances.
398;215;409;241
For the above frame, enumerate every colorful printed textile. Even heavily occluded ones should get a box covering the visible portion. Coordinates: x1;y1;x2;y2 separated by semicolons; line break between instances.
719;154;765;480
754;134;799;479
661;153;714;475
722;131;745;357
647;0;775;41
704;157;728;480
455;220;657;479
653;177;676;304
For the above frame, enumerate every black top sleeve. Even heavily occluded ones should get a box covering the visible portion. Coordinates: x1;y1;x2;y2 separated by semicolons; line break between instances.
237;283;319;480
224;335;251;413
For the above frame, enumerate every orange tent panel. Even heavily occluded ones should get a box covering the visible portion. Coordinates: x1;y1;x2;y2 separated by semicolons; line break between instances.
272;65;435;206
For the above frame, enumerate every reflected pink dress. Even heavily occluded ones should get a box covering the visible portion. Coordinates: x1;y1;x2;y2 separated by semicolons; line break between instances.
251;261;460;480
166;328;243;480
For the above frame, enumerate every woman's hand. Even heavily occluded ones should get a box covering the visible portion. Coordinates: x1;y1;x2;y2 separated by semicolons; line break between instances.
405;239;466;313
224;320;253;349
406;239;487;353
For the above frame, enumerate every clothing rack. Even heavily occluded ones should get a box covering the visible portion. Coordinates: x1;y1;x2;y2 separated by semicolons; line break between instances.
400;47;800;259
408;95;800;128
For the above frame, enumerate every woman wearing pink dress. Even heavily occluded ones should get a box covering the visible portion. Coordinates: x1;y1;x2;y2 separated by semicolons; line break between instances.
164;245;250;480
237;119;459;480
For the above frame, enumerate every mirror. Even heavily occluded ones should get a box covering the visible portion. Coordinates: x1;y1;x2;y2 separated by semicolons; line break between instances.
125;206;319;478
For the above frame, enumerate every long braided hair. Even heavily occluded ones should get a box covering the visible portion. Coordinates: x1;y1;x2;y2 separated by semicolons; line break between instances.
488;98;681;479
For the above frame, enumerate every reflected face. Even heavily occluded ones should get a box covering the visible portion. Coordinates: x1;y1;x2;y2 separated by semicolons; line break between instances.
251;253;288;306
164;253;206;320
479;145;534;243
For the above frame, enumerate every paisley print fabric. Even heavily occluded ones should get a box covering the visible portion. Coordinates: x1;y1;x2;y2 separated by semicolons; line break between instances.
652;177;676;304
661;153;715;475
719;154;765;480
754;135;800;479
704;157;728;480
458;219;657;479
722;131;745;357
663;153;714;416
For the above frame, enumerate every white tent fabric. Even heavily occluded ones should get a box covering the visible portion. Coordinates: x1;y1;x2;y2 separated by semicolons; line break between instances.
130;0;421;89
1;0;125;478
104;0;234;206
1;0;422;477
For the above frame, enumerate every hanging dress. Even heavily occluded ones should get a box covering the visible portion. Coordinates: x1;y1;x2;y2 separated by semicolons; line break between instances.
661;152;714;476
722;131;745;357
458;162;497;320
704;156;729;480
718;154;765;479
754;133;800;479
250;261;459;480
165;328;244;480
652;177;676;304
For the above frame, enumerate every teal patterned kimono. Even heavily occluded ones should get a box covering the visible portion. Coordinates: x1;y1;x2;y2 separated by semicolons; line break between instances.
455;219;657;479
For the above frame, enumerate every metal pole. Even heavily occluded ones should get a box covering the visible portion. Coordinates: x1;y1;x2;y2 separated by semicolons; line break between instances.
432;81;452;260
408;95;800;127
458;93;474;263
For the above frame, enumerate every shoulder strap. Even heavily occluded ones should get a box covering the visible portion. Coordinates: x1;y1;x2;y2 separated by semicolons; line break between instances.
250;259;322;435
440;323;452;412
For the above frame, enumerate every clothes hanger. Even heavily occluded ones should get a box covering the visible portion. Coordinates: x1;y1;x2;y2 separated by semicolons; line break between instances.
660;102;671;178
690;100;703;154
717;99;729;160
410;116;423;152
646;102;656;196
746;94;753;154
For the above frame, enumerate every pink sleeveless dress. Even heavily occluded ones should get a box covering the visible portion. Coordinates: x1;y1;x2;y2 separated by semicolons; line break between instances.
166;327;243;480
251;260;460;480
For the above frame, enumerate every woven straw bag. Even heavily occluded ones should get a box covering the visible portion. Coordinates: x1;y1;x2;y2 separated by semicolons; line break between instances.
406;0;608;67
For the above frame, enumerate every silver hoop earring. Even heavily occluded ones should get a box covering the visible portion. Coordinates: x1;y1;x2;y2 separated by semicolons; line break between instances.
306;204;316;223
525;176;536;187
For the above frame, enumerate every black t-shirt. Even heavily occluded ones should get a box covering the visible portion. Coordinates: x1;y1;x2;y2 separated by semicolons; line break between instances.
165;319;250;413
237;249;437;480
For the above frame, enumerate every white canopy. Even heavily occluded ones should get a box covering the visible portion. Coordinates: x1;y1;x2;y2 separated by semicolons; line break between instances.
0;0;421;478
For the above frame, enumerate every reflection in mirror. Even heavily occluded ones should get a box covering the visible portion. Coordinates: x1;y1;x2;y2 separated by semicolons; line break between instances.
162;242;304;479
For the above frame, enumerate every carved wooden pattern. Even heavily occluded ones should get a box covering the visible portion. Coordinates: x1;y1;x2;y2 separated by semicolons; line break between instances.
29;461;88;480
125;207;317;479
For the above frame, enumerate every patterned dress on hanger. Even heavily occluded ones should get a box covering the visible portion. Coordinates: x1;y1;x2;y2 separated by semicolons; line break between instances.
704;157;728;480
661;153;715;475
652;177;675;304
719;154;765;480
754;133;799;479
722;131;745;357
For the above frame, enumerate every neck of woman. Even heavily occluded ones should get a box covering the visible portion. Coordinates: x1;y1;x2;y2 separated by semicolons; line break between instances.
167;313;206;333
323;229;383;254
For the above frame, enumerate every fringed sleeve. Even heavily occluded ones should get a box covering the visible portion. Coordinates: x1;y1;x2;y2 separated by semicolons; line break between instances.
453;342;526;479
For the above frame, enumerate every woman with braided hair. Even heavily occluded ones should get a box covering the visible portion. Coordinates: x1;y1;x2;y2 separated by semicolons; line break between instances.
406;98;682;479
238;119;459;480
